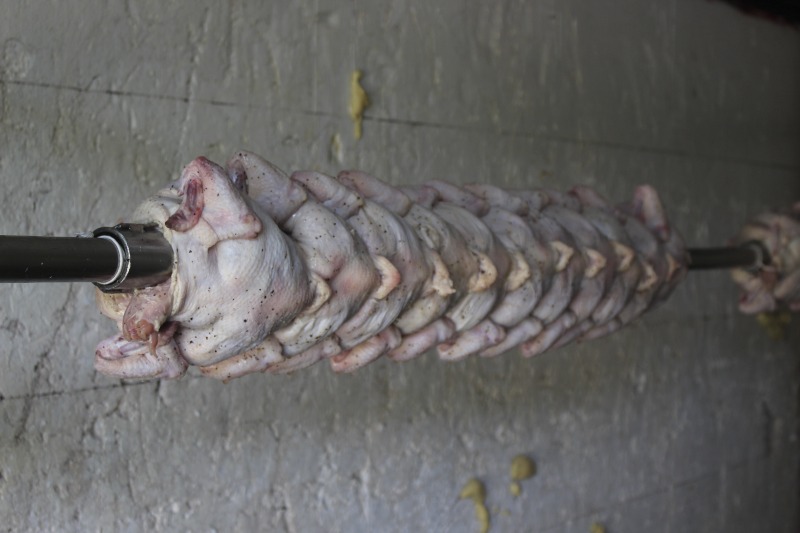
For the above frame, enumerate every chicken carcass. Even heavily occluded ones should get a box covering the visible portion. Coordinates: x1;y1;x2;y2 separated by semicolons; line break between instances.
95;152;687;380
730;203;800;313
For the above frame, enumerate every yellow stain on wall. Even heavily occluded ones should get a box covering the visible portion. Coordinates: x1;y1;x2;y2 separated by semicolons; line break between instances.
509;454;536;496
459;478;490;533
756;311;791;340
349;69;370;140
590;522;607;533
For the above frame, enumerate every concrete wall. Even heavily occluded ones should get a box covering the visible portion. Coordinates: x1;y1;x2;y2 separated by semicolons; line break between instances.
0;1;797;531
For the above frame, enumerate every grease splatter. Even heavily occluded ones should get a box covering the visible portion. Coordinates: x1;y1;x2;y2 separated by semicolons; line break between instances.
349;69;370;140
330;133;343;164
459;478;490;533
756;311;791;340
509;454;536;496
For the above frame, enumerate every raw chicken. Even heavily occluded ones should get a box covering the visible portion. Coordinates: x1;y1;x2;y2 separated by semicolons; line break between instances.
95;152;688;380
730;203;800;313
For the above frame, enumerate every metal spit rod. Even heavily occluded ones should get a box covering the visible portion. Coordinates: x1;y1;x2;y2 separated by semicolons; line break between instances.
0;224;173;292
0;222;767;291
687;241;769;271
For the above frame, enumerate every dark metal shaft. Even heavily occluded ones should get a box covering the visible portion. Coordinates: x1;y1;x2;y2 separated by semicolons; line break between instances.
688;242;768;271
0;220;770;293
0;235;121;283
0;224;173;291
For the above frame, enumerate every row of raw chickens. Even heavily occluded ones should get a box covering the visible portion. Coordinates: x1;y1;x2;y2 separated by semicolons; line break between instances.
95;152;688;380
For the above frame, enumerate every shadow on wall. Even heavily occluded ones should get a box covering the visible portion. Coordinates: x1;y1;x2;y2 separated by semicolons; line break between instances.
716;0;800;26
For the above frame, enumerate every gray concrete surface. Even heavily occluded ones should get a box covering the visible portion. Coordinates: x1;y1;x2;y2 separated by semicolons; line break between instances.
0;1;798;531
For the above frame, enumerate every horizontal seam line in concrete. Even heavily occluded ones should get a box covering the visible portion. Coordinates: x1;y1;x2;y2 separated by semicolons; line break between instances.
3;78;798;175
0;375;204;402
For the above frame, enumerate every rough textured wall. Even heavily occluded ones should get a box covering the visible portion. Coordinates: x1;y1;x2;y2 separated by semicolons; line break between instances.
0;1;798;531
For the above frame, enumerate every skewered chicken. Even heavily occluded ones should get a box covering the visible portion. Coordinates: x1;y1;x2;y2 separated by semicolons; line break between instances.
730;203;800;313
95;152;688;380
